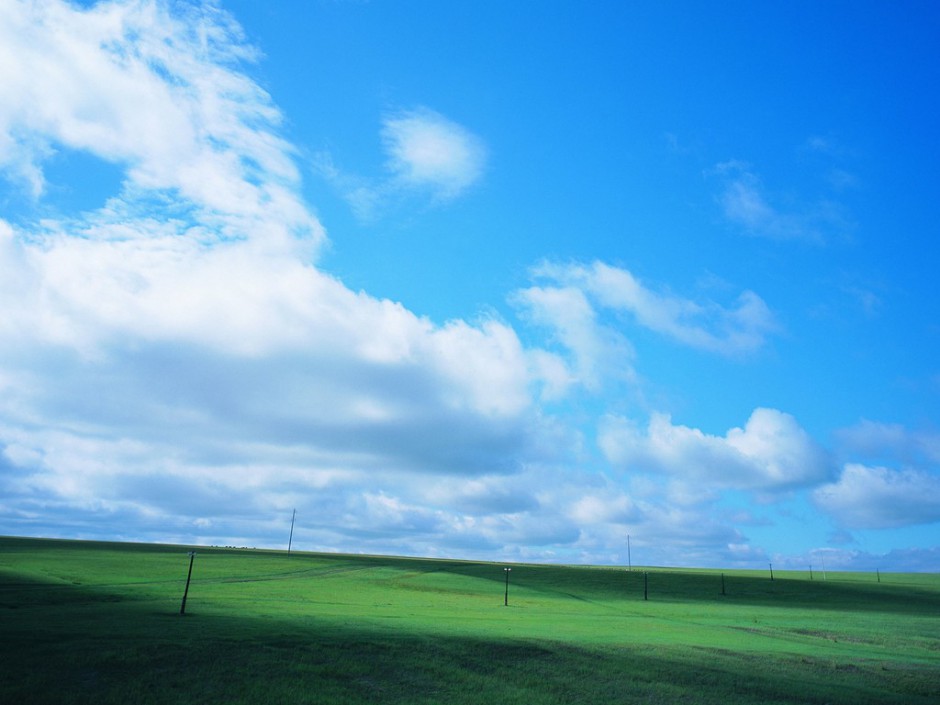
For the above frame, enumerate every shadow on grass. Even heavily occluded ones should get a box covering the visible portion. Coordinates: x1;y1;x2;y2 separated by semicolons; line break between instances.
2;570;938;705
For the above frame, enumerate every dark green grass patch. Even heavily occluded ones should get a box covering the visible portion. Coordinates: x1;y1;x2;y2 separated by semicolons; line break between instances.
1;536;938;704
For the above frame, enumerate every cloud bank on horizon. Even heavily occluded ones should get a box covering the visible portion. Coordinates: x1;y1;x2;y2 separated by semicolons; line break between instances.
1;0;938;571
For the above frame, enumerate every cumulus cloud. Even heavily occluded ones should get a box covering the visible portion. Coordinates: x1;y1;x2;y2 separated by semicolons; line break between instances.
599;408;834;492
820;422;940;530
813;464;940;529
567;491;639;525
512;283;635;391
421;475;540;516
557;480;753;568
516;261;777;366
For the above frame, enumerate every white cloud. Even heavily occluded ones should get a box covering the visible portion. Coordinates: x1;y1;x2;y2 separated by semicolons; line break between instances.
717;164;777;232
517;261;777;363
711;160;849;243
821;421;940;530
813;464;940;529
512;283;635;390
567;491;638;525
382;107;486;199
421;475;540;516
600;408;834;492
320;106;486;219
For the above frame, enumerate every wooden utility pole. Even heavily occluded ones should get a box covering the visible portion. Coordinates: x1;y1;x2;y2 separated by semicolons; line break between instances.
287;509;296;557
179;551;196;615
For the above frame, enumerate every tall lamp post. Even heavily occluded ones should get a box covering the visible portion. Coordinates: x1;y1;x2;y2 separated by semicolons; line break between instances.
504;567;512;606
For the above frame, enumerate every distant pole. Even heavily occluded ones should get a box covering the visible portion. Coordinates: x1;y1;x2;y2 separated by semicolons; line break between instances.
179;551;196;615
644;571;648;601
721;573;726;596
769;563;774;581
504;567;512;606
287;508;296;557
821;558;827;581
809;565;814;581
876;569;881;583
627;534;632;572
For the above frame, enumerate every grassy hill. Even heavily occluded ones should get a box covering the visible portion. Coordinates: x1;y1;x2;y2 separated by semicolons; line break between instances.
1;536;937;704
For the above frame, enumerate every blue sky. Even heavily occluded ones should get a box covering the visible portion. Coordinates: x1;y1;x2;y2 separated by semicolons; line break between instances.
1;0;939;571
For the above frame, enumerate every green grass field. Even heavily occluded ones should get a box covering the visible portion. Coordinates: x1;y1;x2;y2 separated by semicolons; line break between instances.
1;536;937;704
